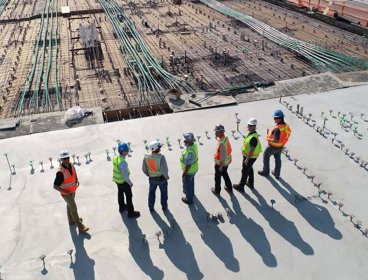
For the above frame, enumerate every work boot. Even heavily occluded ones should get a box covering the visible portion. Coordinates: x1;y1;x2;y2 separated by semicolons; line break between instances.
245;181;254;190
233;184;244;192
78;223;89;233
271;170;280;179
211;187;220;196
224;186;233;195
181;197;193;205
128;211;140;218
258;171;269;177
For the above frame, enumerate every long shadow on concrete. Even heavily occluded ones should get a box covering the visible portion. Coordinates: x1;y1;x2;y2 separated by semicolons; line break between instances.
121;214;164;279
217;195;277;267
190;198;240;272
151;210;204;279
69;227;95;280
243;190;314;256
272;177;342;240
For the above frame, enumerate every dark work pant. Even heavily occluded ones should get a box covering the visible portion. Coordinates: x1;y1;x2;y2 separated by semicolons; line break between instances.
116;182;134;213
148;177;168;210
214;164;232;192
239;156;257;187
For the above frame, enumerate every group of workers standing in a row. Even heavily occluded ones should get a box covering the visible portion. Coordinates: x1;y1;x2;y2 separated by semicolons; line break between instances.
53;109;291;233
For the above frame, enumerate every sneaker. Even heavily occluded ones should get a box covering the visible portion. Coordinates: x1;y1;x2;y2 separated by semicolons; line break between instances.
233;184;244;192
258;171;269;177
211;187;220;196
271;170;280;179
181;197;193;205
224;186;233;194
128;211;140;218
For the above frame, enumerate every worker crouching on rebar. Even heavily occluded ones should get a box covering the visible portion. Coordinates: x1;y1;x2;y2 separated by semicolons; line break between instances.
211;124;233;196
142;140;169;212
53;150;89;233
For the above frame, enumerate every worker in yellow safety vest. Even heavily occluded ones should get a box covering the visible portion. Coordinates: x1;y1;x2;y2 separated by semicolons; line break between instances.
142;140;169;212
211;124;233;195
180;133;198;205
258;110;291;179
112;143;140;218
233;118;262;191
53;149;89;233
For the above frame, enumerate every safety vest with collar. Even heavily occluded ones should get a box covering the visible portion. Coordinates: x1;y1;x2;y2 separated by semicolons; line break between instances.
58;164;78;196
145;153;162;177
112;155;129;184
214;136;232;165
267;123;291;148
242;132;262;158
180;143;199;174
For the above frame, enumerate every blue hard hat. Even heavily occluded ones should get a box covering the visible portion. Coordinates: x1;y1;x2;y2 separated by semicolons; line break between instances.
273;110;284;118
118;143;129;154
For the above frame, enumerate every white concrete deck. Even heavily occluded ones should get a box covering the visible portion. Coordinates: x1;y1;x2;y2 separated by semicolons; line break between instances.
0;85;367;279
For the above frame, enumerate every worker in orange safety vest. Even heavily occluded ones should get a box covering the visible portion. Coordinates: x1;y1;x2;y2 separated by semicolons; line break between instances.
211;124;233;195
258;110;291;179
53;150;89;233
142;140;169;212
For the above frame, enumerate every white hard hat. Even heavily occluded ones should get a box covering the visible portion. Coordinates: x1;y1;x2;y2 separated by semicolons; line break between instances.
148;140;162;152
59;149;71;159
247;118;257;126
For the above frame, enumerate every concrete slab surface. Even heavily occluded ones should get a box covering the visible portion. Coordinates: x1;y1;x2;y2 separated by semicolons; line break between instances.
0;85;368;279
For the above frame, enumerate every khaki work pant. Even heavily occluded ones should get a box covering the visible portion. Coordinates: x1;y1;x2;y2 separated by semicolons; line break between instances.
62;193;80;224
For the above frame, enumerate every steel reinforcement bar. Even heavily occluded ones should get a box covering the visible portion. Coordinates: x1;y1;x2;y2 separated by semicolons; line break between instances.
99;0;197;102
200;0;368;73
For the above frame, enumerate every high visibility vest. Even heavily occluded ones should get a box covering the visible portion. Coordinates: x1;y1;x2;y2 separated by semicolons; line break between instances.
242;133;262;158
267;123;291;148
112;155;129;184
58;164;78;196
145;154;162;177
180;143;199;174
214;136;232;165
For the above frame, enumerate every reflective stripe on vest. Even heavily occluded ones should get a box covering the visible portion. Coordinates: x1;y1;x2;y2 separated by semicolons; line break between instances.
214;136;232;165
58;164;77;195
267;123;291;147
112;155;129;184
242;133;262;158
145;154;162;177
180;143;199;174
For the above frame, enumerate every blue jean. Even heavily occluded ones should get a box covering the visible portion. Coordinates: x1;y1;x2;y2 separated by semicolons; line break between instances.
262;145;283;177
183;174;195;204
148;177;168;210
